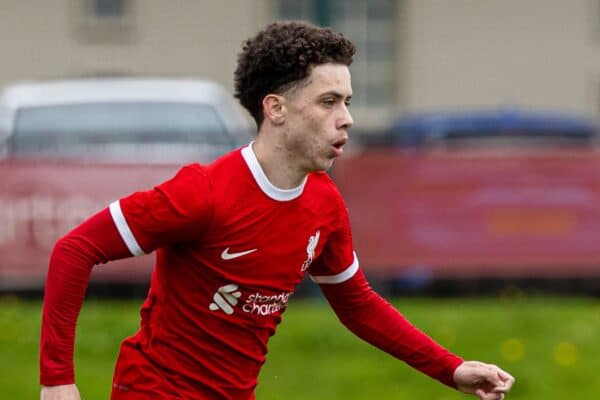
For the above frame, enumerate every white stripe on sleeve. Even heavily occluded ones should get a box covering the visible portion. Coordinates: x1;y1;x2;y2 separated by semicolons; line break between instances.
309;252;359;285
109;200;145;256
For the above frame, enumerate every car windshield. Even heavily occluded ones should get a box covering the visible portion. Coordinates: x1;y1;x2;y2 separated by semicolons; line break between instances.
10;102;234;163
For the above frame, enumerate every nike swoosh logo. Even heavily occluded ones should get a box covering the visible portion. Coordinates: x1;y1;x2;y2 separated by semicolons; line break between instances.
221;247;257;260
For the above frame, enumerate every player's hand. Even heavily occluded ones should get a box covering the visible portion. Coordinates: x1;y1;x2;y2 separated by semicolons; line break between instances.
41;384;81;400
453;360;515;400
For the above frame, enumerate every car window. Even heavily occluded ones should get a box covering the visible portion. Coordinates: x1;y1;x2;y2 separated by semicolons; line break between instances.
10;102;235;162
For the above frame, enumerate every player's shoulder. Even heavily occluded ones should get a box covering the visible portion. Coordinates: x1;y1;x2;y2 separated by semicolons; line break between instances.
164;163;209;192
174;148;244;180
157;162;210;200
178;162;208;177
307;171;345;204
308;171;337;189
308;170;334;186
203;147;246;176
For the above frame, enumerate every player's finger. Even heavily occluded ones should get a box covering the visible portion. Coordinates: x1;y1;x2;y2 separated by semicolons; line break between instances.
475;388;496;399
495;366;514;380
498;369;516;387
491;383;513;394
492;369;515;392
475;388;486;399
477;390;504;400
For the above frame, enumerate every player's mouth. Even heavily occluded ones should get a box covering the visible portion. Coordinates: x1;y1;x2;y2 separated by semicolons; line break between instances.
330;137;348;157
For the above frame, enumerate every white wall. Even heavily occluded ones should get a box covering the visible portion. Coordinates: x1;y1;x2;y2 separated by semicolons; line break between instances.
402;0;598;116
0;0;270;94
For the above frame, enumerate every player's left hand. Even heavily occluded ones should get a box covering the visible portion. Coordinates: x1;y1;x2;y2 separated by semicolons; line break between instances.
453;360;515;400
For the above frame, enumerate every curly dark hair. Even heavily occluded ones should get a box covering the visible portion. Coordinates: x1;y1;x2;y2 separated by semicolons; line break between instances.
234;20;356;128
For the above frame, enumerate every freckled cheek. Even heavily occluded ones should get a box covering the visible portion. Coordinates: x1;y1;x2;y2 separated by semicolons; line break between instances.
308;115;329;136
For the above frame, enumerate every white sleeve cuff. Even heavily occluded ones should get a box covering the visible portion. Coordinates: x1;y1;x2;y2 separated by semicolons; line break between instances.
309;252;359;284
109;200;146;256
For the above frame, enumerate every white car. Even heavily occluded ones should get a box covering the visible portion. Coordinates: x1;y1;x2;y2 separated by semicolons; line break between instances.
0;78;253;163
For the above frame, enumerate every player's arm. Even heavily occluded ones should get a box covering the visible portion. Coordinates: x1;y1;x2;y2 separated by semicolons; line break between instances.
40;165;214;393
309;190;460;385
316;265;462;387
311;192;514;398
318;272;514;398
40;207;132;387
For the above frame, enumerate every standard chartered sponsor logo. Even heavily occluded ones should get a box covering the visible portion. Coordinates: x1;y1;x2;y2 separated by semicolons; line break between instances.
209;284;242;315
242;292;291;316
209;283;291;316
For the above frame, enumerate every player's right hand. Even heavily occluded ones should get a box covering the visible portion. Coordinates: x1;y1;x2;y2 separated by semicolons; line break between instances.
41;384;81;400
453;361;515;400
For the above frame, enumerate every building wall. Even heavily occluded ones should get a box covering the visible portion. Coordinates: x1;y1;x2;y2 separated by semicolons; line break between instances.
0;0;598;129
0;0;269;93
402;0;598;116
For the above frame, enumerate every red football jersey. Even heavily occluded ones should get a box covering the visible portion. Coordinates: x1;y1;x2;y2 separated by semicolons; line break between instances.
109;145;357;398
41;143;462;398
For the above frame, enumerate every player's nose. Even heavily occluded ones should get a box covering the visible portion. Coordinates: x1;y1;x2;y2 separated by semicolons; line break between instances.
337;104;353;130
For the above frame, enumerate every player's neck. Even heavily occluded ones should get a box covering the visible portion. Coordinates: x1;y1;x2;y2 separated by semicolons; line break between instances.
252;137;307;190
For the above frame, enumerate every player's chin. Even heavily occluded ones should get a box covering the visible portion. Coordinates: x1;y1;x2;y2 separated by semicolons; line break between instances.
327;146;343;160
308;150;339;171
310;158;335;172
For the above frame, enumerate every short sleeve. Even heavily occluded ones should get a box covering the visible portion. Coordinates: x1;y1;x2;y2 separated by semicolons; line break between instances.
109;164;214;255
308;195;359;285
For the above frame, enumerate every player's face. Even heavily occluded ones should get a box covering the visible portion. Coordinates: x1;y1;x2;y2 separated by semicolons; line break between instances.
282;63;353;173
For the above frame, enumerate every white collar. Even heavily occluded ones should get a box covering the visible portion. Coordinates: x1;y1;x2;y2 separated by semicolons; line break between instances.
240;142;307;201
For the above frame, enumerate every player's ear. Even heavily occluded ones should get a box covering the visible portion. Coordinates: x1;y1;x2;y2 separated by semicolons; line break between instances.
262;94;286;125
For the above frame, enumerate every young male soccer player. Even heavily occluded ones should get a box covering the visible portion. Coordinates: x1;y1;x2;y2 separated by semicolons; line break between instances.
40;21;514;400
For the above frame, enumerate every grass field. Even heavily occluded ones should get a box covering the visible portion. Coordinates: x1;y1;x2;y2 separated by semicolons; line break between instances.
1;294;599;399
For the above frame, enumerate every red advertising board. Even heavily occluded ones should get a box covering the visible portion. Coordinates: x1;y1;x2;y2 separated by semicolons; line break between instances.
0;159;180;289
3;146;600;289
333;147;600;278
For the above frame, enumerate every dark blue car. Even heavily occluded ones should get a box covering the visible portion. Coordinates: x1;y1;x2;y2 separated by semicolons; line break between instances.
377;107;599;147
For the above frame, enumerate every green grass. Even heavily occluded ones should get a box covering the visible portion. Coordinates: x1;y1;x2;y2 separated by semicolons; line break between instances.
2;294;599;399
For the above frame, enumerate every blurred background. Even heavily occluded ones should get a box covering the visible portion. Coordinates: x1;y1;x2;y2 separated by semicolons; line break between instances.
1;1;600;399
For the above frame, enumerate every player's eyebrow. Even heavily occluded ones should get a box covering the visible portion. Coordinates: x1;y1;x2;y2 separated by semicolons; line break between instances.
319;91;352;101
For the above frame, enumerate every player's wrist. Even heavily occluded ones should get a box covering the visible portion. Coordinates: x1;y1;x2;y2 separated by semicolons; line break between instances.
41;384;81;400
40;373;75;387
